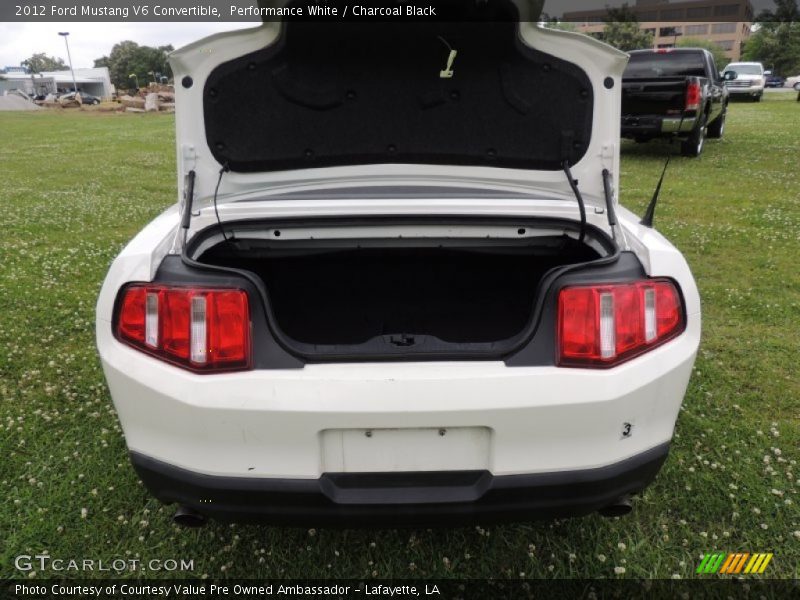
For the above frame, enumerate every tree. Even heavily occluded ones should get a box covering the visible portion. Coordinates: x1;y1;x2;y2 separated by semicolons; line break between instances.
602;4;654;52
742;0;800;75
742;22;800;75
95;41;174;88
755;0;800;22
743;0;800;75
539;12;578;32
541;19;578;33
21;53;67;74
678;37;731;70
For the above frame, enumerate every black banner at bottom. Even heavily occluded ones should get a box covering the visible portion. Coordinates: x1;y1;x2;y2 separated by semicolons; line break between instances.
3;579;799;600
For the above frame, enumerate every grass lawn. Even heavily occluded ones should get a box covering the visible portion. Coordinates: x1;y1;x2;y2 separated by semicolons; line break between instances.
1;95;798;580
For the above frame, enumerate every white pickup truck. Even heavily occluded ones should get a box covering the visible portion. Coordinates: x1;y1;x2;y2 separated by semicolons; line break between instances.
97;0;700;527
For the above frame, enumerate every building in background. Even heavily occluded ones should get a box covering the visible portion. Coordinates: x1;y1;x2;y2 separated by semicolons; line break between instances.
0;66;113;99
564;0;755;61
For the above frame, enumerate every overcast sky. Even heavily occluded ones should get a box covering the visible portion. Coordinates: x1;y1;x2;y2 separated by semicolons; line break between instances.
0;23;250;70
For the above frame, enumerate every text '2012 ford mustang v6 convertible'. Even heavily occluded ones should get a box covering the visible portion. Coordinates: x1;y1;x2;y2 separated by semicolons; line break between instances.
96;0;700;527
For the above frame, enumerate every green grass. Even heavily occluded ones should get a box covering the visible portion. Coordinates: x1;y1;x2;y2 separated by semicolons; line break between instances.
1;96;798;580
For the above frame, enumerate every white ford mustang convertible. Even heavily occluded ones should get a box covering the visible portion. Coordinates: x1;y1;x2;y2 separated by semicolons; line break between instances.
97;1;700;526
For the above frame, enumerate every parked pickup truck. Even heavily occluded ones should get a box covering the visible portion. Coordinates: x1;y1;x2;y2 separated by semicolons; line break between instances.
621;48;731;157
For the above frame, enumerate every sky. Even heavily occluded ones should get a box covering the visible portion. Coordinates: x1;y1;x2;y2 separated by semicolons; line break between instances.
0;23;250;70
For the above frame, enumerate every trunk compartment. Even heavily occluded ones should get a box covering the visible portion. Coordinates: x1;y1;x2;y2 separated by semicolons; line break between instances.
194;221;609;357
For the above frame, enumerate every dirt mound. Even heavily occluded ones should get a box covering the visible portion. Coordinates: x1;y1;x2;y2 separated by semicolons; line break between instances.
0;95;42;111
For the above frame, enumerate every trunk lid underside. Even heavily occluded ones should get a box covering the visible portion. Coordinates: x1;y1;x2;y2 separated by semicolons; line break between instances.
203;21;593;174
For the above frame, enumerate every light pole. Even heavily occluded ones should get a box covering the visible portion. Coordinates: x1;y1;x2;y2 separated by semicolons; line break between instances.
58;32;79;93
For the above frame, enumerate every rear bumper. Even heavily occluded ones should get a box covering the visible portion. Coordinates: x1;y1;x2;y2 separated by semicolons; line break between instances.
99;318;698;479
131;443;670;526
621;115;697;137
726;87;763;97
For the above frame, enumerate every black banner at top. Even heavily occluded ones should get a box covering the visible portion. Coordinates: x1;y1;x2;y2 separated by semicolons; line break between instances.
1;0;778;23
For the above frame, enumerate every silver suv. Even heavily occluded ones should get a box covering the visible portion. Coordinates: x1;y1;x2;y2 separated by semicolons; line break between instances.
722;62;766;101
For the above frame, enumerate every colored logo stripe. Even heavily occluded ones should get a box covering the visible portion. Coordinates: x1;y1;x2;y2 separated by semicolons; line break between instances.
719;553;749;574
744;553;773;574
696;553;726;574
697;553;773;575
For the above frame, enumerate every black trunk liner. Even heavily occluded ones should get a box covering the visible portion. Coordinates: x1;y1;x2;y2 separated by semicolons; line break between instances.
215;246;594;345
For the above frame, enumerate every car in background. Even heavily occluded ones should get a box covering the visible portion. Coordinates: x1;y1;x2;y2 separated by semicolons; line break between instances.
786;75;800;91
621;48;729;157
59;92;102;105
722;62;766;101
764;72;785;88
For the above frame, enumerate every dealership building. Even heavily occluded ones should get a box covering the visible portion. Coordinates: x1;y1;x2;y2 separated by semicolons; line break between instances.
563;0;755;61
0;66;113;99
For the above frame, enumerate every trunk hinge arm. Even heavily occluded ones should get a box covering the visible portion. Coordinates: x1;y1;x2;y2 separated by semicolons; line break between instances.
175;144;198;253
562;161;587;243
180;169;196;248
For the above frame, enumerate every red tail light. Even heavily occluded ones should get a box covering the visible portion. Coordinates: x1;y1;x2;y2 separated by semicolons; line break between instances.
116;285;250;372
557;280;684;367
685;81;701;111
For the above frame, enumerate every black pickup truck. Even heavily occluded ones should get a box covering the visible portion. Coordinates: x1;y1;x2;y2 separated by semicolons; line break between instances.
621;48;732;157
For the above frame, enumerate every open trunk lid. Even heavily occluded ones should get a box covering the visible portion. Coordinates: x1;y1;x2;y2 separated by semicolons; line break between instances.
169;1;628;230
